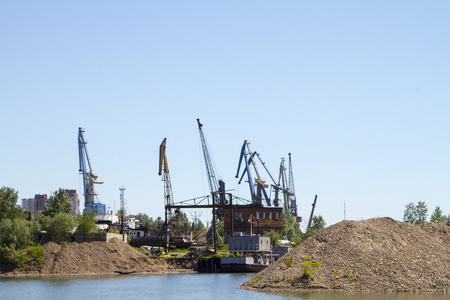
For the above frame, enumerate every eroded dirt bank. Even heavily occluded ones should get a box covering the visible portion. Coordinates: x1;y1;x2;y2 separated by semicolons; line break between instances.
239;218;449;293
1;238;195;276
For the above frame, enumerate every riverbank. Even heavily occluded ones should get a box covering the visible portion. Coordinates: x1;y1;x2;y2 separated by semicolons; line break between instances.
239;218;449;293
0;237;196;277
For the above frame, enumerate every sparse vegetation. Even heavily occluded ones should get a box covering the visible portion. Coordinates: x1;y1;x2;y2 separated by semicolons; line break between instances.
282;253;296;268
344;268;358;280
301;256;321;280
252;277;262;285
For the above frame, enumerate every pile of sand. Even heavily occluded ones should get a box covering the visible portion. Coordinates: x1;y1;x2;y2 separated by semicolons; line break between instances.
239;218;449;293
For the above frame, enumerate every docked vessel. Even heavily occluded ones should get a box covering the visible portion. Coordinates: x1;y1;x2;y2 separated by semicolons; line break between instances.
220;233;273;273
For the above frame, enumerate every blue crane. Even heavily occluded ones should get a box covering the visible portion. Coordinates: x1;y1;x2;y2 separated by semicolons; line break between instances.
78;127;106;214
235;140;271;206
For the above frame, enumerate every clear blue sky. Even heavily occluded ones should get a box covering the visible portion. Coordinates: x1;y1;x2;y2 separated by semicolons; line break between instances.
1;1;449;230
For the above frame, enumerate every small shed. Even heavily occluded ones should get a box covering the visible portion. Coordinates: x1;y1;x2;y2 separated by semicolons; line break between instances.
228;234;271;253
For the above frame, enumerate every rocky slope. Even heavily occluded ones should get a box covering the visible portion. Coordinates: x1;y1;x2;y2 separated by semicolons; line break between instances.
239;218;449;293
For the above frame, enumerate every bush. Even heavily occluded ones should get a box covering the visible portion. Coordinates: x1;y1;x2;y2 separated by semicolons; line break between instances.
264;230;281;247
0;245;21;266
76;210;96;233
0;245;45;269
17;245;45;270
0;218;32;249
41;212;76;244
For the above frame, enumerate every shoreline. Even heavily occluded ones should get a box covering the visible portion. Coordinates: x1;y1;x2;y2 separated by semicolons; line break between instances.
0;268;197;278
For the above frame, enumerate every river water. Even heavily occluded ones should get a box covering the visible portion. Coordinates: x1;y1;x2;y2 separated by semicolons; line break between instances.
0;273;448;300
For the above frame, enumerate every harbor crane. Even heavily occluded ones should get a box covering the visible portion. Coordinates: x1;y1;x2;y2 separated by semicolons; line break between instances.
235;140;271;206
277;154;299;217
78;127;106;214
287;153;298;216
197;119;226;209
159;138;174;249
277;157;290;212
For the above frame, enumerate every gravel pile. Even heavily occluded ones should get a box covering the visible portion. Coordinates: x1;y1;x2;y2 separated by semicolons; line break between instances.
239;218;449;293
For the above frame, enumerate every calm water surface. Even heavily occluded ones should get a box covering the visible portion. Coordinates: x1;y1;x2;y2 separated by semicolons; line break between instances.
0;273;448;300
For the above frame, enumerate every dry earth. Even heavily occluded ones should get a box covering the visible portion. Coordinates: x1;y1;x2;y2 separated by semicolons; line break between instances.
1;238;195;276
239;218;449;293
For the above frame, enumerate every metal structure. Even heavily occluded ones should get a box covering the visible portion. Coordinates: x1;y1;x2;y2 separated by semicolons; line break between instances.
197;119;226;207
254;152;281;207
159;138;174;249
119;186;126;215
235;140;271;206
277;157;290;212
287;153;298;216
78;127;106;214
307;195;318;230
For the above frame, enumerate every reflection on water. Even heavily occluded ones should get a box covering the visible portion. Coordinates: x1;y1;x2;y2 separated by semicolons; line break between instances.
0;273;447;300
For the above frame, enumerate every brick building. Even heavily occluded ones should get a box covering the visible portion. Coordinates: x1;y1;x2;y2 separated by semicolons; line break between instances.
223;204;283;241
65;189;80;216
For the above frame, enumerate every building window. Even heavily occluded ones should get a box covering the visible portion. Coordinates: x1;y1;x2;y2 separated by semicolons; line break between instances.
263;212;266;219
275;212;279;220
256;212;260;219
234;212;243;223
269;212;272;220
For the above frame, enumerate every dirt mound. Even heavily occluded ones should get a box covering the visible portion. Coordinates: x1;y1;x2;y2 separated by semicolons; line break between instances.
40;237;170;275
239;218;450;293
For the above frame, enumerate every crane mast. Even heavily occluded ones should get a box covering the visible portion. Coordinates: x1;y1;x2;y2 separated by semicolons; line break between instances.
159;138;174;248
288;153;298;216
78;127;105;214
197;119;226;207
159;138;174;220
277;157;290;212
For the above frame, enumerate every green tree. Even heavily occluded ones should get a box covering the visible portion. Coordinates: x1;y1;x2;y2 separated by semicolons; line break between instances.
430;206;446;223
193;219;205;234
207;218;224;247
403;201;428;224
282;211;301;241
0;218;31;249
76;210;96;233
0;217;33;266
41;212;76;244
135;213;152;228
172;210;191;235
0;186;23;220
264;229;281;246
43;189;72;217
311;215;326;231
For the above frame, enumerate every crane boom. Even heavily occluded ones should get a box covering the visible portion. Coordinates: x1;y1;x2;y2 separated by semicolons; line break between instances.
196;119;225;206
